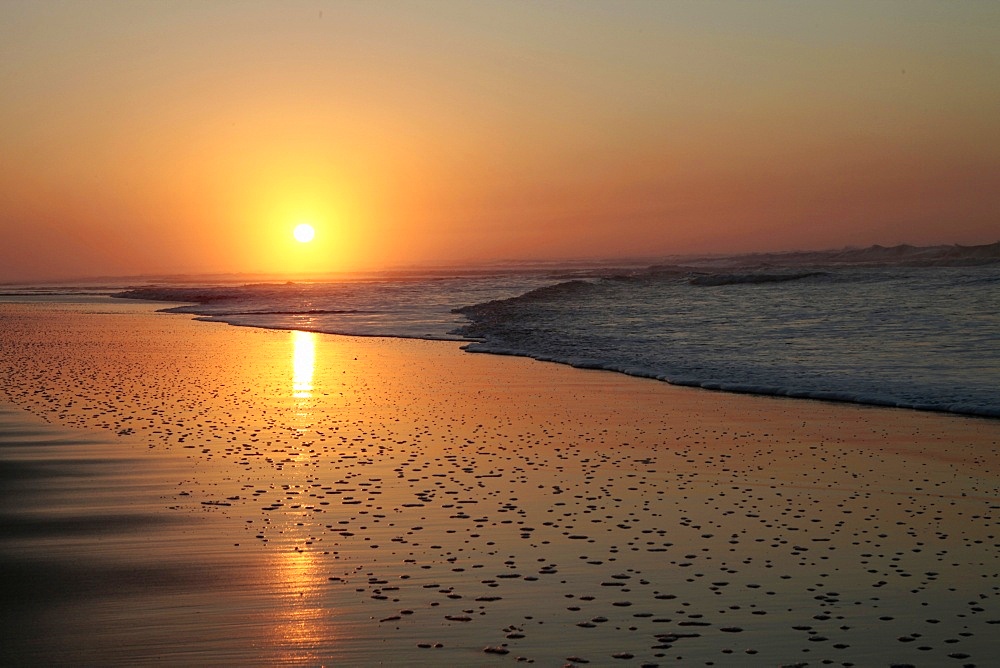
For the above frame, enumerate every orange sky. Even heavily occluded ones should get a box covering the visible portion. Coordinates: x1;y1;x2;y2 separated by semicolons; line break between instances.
1;1;998;281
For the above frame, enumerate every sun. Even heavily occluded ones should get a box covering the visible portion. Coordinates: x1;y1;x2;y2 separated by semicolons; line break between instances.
293;223;315;243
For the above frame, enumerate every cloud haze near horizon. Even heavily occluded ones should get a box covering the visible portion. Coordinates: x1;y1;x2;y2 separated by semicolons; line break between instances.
1;1;998;281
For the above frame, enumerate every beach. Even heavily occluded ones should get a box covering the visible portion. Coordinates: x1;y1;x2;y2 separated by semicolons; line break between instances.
1;299;998;666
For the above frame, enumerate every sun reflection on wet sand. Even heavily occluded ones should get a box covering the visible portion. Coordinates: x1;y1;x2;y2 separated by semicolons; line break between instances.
266;538;336;663
292;330;316;399
291;330;318;441
269;329;331;661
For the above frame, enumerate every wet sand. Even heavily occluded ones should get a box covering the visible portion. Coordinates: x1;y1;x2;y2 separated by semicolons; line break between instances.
1;299;998;666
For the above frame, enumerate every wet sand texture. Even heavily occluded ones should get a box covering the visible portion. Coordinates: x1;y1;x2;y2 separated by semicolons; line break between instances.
1;300;998;666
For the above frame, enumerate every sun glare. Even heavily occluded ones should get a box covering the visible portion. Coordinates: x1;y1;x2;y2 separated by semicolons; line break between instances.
292;330;315;398
293;223;315;243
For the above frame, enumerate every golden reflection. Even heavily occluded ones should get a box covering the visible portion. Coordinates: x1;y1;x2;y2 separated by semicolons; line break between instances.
292;330;316;398
268;539;331;660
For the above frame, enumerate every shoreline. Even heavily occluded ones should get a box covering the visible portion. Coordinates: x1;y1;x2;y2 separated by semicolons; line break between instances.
6;290;996;421
458;345;1000;422
2;300;999;665
118;288;1000;421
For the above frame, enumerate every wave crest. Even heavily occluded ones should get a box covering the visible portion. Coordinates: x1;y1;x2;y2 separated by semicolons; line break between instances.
453;279;595;315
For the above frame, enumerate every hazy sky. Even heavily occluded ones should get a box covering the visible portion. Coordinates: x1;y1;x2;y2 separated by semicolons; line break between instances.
1;1;998;280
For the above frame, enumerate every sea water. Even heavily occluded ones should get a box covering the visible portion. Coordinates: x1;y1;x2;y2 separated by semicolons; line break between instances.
455;265;1000;418
110;275;555;340
8;258;997;418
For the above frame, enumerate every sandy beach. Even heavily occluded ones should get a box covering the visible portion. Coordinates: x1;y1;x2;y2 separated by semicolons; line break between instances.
1;299;998;666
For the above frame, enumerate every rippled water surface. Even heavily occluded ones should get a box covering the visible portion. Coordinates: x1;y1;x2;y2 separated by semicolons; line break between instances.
457;266;1000;417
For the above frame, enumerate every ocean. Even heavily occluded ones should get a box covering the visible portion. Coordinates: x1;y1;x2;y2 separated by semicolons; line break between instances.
7;245;999;419
455;264;1000;418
